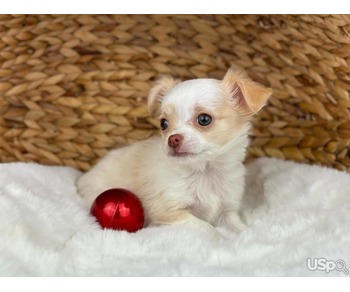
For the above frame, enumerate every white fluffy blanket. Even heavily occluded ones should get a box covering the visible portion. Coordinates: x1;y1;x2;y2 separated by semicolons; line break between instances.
0;158;349;276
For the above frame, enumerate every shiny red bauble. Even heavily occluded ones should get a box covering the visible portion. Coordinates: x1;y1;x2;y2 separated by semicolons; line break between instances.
90;188;144;233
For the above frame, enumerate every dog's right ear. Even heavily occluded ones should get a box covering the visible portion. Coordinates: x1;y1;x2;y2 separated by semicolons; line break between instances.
148;76;180;117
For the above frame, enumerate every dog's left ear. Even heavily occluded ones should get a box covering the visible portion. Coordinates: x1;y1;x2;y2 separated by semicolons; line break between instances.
148;76;180;117
221;65;272;115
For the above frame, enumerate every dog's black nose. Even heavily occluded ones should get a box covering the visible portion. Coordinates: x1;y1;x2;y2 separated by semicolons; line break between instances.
168;134;183;149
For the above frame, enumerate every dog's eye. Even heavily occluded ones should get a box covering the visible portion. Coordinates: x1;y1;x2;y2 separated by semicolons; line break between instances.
197;114;212;126
160;118;169;130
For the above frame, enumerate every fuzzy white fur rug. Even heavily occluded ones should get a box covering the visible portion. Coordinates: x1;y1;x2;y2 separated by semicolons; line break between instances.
0;157;349;276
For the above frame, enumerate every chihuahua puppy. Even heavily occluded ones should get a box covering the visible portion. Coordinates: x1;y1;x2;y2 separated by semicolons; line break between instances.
77;65;271;239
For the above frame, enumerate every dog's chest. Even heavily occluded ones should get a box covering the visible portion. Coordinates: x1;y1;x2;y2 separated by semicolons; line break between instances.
187;167;229;223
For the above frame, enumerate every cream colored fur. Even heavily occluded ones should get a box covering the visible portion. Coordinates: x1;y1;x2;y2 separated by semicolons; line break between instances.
77;66;272;239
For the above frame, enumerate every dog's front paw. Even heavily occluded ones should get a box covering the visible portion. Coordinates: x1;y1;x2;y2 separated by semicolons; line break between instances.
217;211;247;233
76;173;101;206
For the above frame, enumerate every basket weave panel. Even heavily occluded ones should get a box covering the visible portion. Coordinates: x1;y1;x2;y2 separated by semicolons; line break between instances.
0;15;349;171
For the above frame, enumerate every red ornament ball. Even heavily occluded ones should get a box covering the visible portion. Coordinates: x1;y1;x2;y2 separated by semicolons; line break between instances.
90;188;144;233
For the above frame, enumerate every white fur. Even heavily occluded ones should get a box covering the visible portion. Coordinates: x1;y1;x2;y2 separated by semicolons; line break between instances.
77;72;263;238
163;79;223;118
1;158;350;276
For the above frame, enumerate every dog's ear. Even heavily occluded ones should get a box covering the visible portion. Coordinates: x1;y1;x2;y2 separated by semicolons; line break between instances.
221;65;272;115
148;76;180;117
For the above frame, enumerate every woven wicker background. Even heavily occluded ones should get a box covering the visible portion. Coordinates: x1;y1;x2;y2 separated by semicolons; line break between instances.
0;15;349;171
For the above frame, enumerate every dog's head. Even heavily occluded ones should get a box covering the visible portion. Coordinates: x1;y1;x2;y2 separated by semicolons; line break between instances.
148;65;272;164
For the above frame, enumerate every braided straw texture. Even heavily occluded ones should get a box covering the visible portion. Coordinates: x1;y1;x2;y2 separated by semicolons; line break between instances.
0;15;349;171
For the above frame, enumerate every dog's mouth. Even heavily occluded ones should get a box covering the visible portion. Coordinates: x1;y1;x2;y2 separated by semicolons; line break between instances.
169;152;196;158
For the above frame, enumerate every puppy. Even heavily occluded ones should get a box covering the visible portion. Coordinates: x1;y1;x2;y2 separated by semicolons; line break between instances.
77;65;272;238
